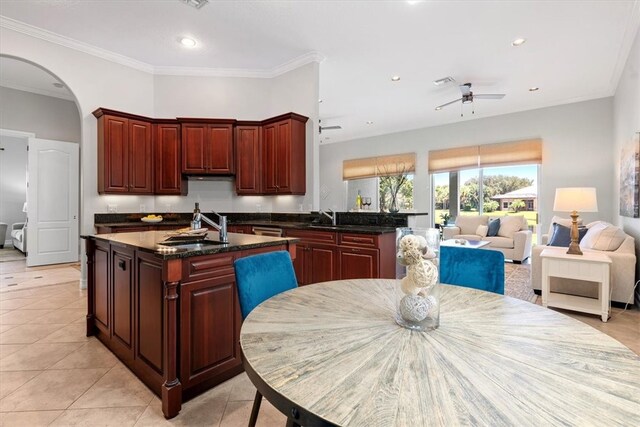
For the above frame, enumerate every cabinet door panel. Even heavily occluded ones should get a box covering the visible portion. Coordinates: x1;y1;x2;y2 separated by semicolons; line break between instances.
155;123;184;195
180;275;241;388
338;248;379;280
262;124;277;193
112;248;133;350
129;119;153;194
136;254;164;374
104;116;129;193
235;126;261;194
94;242;110;332
275;120;292;192
309;245;337;284
182;125;207;173
207;125;234;174
292;244;309;285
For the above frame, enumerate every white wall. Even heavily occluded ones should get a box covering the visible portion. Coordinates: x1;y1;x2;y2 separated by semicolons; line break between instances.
0;135;27;244
613;26;640;292
320;97;615;235
153;62;320;214
0;87;81;142
0;26;156;238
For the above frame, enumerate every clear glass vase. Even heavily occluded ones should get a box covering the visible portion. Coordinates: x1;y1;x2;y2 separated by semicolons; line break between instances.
395;228;440;331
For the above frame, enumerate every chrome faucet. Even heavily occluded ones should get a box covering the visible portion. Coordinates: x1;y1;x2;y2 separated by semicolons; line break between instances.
192;210;228;243
319;209;337;226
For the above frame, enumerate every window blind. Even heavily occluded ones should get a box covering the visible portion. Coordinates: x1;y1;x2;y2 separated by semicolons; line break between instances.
343;153;415;180
428;139;542;174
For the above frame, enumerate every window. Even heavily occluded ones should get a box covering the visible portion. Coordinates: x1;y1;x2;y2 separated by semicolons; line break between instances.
344;153;415;212
503;202;509;209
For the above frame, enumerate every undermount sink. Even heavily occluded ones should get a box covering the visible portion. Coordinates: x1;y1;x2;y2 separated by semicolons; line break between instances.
158;239;226;251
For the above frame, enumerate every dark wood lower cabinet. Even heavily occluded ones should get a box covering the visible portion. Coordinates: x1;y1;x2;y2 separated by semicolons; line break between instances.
338;247;379;279
85;237;292;419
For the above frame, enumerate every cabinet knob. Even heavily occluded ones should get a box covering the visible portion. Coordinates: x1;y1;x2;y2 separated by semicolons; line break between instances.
118;260;127;270
352;249;360;253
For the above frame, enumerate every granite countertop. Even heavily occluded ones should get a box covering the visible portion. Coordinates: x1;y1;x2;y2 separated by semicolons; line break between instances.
230;220;398;235
82;230;298;260
96;220;398;235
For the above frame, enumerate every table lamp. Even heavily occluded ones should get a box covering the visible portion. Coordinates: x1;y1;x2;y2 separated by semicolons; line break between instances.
553;188;598;255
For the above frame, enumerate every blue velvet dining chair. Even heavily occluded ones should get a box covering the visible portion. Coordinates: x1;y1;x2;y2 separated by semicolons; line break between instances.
440;246;505;294
233;250;298;427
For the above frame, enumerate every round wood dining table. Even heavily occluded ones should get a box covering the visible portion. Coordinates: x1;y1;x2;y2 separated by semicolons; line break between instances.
240;279;640;427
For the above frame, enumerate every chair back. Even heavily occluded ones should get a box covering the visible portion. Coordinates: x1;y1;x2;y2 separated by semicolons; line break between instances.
440;246;505;294
234;250;298;319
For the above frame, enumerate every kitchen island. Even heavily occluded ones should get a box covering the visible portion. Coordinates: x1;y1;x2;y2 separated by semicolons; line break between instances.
82;230;297;418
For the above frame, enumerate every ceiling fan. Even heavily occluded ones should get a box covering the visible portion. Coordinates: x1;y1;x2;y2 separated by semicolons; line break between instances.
319;119;342;134
435;83;505;115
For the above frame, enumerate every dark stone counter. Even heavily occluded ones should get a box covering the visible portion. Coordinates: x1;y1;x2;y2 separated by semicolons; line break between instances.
82;230;298;260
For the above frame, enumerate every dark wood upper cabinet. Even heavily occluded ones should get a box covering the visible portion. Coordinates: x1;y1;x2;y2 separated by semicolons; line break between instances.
94;109;153;195
262;113;307;195
154;122;186;195
179;119;235;175
235;124;261;195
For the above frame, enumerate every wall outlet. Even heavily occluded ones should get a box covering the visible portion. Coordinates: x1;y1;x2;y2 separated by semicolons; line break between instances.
140;204;146;213
108;204;117;213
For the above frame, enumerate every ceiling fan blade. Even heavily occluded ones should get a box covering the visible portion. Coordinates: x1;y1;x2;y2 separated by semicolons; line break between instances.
435;98;463;109
321;125;342;130
459;84;472;95
473;94;505;99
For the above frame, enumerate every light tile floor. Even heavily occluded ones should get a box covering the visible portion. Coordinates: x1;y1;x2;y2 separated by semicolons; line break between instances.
0;255;638;426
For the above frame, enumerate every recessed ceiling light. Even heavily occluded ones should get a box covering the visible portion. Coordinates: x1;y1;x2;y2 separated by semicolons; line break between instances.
52;82;64;88
406;1;421;4
529;87;540;92
366;121;374;125
435;107;442;111
391;76;401;81
318;99;323;103
180;37;197;48
511;38;527;46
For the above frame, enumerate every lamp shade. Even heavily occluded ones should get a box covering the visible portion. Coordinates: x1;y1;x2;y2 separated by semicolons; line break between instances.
22;202;27;213
553;188;598;212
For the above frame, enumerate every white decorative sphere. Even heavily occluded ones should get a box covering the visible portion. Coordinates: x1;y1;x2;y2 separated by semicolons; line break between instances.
408;260;438;288
400;295;431;322
400;276;420;295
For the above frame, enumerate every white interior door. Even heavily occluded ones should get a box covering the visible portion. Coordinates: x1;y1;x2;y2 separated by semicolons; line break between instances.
27;138;79;267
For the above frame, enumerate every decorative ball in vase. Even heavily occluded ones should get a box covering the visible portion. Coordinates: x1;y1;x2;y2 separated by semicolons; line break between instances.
395;229;440;331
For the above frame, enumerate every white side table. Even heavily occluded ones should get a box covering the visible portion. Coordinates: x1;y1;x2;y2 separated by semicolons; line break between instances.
541;248;612;322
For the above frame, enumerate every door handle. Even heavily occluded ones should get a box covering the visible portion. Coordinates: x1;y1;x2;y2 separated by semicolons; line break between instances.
118;260;126;270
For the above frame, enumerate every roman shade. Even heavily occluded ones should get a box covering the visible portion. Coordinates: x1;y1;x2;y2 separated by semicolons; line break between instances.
428;139;542;173
343;153;415;180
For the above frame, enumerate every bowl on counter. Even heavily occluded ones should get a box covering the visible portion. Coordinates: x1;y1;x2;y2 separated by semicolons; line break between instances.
141;216;163;223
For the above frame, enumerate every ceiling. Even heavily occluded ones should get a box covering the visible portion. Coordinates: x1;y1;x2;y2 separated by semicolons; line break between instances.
0;56;74;101
0;0;638;144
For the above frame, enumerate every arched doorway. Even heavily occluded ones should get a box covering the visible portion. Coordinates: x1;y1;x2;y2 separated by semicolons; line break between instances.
0;55;83;271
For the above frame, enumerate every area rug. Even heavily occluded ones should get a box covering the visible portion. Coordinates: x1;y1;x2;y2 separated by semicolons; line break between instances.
0;248;26;263
505;263;537;303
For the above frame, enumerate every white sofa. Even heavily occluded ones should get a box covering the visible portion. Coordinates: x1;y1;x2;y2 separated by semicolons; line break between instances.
11;222;26;253
443;215;532;262
531;226;636;305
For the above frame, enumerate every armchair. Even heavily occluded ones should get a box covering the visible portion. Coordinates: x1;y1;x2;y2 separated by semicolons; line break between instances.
11;222;26;253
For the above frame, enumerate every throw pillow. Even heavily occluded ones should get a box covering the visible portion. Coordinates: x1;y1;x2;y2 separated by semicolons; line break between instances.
582;224;627;251
497;215;525;239
547;223;587;247
548;215;583;238
487;218;501;237
476;224;489;238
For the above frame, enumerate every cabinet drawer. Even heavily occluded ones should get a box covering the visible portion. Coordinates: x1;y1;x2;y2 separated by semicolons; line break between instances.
285;229;337;244
183;254;236;281
339;233;378;248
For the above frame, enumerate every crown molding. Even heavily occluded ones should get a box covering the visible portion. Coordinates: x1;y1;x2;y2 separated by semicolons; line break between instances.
0;16;155;74
0;80;75;101
150;51;325;78
608;0;640;95
0;16;325;79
